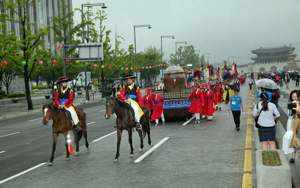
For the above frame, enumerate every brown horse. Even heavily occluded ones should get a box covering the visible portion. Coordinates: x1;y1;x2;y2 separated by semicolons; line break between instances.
42;102;90;166
104;97;152;162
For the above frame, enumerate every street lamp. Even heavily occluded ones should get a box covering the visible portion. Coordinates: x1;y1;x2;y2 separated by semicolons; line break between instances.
134;24;152;81
81;3;107;101
228;56;234;63
175;41;187;64
233;56;239;63
161;35;175;78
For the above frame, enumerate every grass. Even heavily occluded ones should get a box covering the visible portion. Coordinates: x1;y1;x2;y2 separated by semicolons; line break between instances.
262;151;282;166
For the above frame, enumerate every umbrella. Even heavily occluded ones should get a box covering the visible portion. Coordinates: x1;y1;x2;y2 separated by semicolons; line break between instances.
281;71;287;74
275;71;281;74
256;79;277;90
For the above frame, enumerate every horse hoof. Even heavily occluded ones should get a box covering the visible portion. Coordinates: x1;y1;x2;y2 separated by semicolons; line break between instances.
150;144;153;148
130;154;134;158
139;148;143;153
114;159;118;163
74;152;78;156
87;146;91;151
65;158;70;161
48;162;53;166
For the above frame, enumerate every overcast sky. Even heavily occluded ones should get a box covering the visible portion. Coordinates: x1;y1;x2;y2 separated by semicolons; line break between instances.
72;0;300;65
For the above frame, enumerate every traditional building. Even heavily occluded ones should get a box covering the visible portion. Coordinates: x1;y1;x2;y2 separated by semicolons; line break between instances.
251;45;298;72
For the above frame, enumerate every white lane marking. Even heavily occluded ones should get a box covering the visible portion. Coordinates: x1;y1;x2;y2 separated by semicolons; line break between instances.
0;151;6;154
25;142;31;145
87;122;95;125
0;163;46;184
44;108;48;117
134;137;169;163
92;131;116;142
99;110;106;112
182;115;195;126
0;132;20;138
29;117;43;122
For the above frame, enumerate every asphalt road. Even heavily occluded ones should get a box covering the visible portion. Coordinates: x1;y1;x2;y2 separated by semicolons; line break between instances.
0;101;116;181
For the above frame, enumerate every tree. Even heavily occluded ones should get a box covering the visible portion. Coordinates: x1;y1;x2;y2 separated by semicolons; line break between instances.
2;63;19;94
169;45;205;69
0;10;20;81
4;0;50;110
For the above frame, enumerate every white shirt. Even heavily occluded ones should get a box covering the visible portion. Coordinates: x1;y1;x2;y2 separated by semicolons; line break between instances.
252;102;280;127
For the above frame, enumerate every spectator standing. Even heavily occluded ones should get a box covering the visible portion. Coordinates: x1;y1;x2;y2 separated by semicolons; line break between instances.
228;89;244;131
295;74;300;87
252;93;280;149
285;73;290;88
248;78;254;90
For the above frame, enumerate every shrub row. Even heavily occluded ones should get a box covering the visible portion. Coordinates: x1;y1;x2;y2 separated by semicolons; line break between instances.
7;93;26;98
0;90;5;95
0;95;3;99
31;85;50;89
33;89;39;92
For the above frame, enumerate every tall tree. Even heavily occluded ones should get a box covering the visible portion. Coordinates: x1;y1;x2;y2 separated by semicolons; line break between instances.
2;63;19;94
169;45;203;68
4;0;50;110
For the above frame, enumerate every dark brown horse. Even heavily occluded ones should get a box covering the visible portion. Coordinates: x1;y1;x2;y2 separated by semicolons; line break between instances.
104;97;152;162
42;102;90;166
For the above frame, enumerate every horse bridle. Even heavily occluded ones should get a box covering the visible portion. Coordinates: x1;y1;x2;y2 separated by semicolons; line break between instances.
44;105;53;120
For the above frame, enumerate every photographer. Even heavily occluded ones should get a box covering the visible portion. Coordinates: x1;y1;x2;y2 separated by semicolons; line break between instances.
252;93;280;149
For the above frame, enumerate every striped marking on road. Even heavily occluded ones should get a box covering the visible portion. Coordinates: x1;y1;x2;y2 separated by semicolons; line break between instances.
87;122;95;125
0;151;6;154
92;131;116;142
242;90;253;188
28;117;43;122
134;137;169;163
0;163;46;185
0;132;20;138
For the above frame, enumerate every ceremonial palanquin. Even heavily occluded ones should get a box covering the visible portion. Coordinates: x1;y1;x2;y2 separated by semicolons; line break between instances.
152;66;193;119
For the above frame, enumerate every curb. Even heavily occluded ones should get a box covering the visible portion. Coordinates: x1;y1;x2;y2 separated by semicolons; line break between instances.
0;99;104;121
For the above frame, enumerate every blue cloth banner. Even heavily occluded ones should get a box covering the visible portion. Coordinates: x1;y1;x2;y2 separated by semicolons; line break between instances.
163;99;191;109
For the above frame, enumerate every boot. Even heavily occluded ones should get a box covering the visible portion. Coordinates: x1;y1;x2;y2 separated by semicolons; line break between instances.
216;106;218;111
219;106;222;110
136;122;141;130
73;123;82;134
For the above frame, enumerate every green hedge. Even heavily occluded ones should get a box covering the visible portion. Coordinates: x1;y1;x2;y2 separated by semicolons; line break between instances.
31;85;50;89
0;90;5;95
7;93;26;98
0;95;3;99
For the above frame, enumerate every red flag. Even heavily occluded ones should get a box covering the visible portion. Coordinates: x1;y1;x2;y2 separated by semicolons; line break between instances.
56;42;62;50
216;67;220;77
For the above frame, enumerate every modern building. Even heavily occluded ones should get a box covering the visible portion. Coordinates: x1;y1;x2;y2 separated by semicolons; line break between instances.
0;0;73;94
0;0;73;52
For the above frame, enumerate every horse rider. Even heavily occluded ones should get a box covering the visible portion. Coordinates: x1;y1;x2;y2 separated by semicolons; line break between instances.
120;74;144;129
54;77;81;133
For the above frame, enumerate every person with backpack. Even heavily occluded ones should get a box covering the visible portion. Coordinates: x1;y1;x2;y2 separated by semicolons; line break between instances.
253;93;280;149
248;78;254;90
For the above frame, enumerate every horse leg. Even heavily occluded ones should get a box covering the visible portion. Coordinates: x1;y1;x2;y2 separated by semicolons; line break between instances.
137;129;144;153
114;128;123;163
83;127;90;151
73;129;80;156
146;120;153;148
128;129;134;157
48;132;58;166
64;132;70;161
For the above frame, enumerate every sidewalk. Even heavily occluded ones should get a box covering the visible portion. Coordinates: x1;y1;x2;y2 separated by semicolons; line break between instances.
0;88;147;120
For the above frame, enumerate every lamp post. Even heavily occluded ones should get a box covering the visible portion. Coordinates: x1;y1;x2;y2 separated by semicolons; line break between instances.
233;56;239;63
175;41;187;64
161;35;175;78
81;3;107;100
228;56;234;63
134;24;152;82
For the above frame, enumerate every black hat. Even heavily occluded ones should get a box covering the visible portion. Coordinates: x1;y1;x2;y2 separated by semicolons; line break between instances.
58;77;70;84
124;74;136;80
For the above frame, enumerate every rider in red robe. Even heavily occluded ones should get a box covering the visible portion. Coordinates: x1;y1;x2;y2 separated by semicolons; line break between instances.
213;82;224;111
203;83;217;121
188;83;204;124
150;93;165;126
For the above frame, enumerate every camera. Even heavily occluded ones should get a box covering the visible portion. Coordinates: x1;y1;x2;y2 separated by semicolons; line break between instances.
287;102;297;114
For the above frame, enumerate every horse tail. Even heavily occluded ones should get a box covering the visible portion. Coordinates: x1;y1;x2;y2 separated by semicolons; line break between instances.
142;123;146;139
